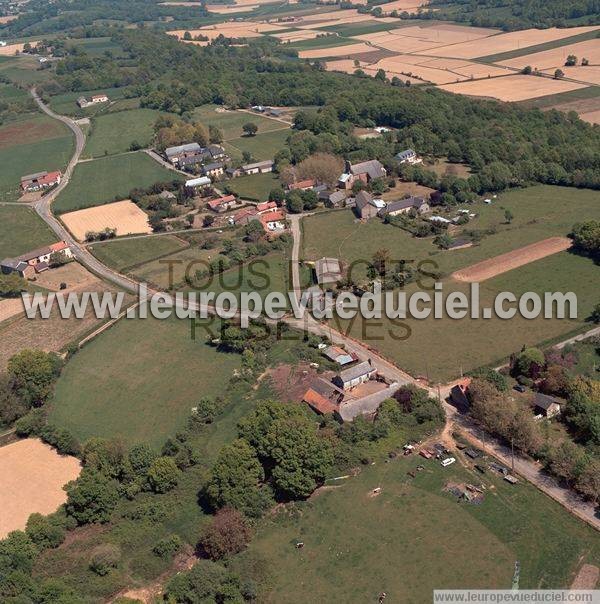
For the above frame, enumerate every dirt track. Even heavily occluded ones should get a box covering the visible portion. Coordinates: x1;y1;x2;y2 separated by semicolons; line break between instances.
451;236;572;282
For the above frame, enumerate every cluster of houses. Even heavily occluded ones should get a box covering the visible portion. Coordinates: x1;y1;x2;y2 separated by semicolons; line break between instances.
165;142;228;178
1;241;73;279
77;94;109;109
302;345;384;421
20;170;62;193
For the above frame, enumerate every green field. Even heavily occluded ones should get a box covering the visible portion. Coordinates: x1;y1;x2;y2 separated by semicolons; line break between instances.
192;104;287;140
53;152;182;213
243;452;600;601
83;108;165;158
0;205;57;258
225;172;282;201
302;185;600;278
90;235;188;271
0;114;74;201
47;86;132;117
0;55;53;86
49;316;242;448
336;251;598;382
224;128;290;162
67;36;128;58
288;35;361;50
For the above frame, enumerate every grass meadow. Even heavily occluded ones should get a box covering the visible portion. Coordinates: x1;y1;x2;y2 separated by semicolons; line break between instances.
54;152;181;213
83;108;166;158
90;235;189;272
225;172;282;201
242;453;600;602
192;104;287;139
224;128;290;163
49;316;242;449
0;114;73;202
0;205;57;258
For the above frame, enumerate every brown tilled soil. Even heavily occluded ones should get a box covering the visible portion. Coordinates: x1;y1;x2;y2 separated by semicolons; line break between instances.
451;237;572;282
570;564;599;589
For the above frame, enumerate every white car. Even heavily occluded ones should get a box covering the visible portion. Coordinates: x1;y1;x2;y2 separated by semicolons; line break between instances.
441;457;456;467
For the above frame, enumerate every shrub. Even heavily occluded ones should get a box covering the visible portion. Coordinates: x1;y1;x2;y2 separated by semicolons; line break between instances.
152;534;182;559
89;544;121;576
146;456;181;493
199;507;252;560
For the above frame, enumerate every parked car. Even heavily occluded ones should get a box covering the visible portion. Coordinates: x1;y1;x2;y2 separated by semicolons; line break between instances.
513;384;527;393
441;457;456;467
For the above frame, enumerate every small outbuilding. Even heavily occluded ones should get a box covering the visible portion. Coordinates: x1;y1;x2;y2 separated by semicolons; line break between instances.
534;392;561;418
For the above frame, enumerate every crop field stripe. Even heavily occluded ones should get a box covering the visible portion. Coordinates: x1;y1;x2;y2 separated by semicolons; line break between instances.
474;29;600;63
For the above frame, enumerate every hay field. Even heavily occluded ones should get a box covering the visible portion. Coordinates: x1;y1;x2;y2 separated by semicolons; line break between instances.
298;42;374;58
0;438;81;538
544;65;600;86
377;0;427;14
168;22;280;40
61;200;151;241
206;4;258;12
451;237;572;282
438;74;587;102
499;39;600;71
272;29;327;42
0;15;18;23
580;109;600;124
0;42;39;56
0;298;24;323
419;26;600;59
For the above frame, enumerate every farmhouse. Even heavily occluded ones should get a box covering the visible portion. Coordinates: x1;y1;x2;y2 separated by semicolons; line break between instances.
259;209;286;233
314;257;342;286
379;196;429;217
333;360;376;390
256;200;277;214
233;207;258;225
534;392;561;418
202;162;225;178
207;194;237;213
288;179;316;191
185;176;211;192
302;377;346;415
322;345;357;366
338;159;386;190
242;160;274;175
1;241;73;279
355;191;385;220
20;170;62;192
77;94;109;108
319;190;346;207
395;149;421;165
449;377;471;410
165;143;202;165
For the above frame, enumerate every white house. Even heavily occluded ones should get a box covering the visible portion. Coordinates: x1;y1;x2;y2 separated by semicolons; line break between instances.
185;176;211;191
395;149;421;165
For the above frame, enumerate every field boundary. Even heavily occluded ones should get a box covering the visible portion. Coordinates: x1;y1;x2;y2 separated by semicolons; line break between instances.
451;236;572;282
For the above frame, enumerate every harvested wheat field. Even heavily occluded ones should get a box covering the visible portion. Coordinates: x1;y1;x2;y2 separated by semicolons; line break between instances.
377;0;427;14
420;26;600;60
0;298;23;323
451;237;572;283
273;29;327;42
580;109;600;124
438;74;587;102
0;438;81;538
0;15;18;23
169;22;279;40
298;42;374;59
543;65;600;86
417;57;511;80
0;41;39;56
34;262;99;292
500;39;600;71
357;32;446;54
206;3;258;12
62;200;151;241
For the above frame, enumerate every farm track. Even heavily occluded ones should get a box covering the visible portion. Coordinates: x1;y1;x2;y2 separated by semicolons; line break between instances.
22;91;600;533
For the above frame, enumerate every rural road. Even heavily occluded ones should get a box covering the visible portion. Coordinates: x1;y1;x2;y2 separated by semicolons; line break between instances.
23;93;600;532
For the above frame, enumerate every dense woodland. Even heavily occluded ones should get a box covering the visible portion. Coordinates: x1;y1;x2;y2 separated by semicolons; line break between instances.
425;0;600;30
